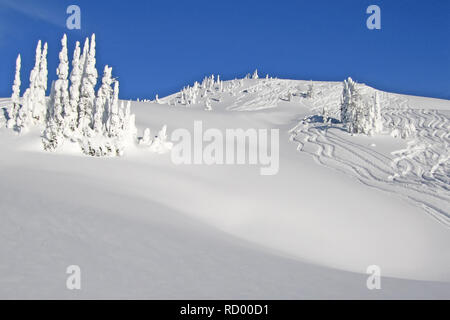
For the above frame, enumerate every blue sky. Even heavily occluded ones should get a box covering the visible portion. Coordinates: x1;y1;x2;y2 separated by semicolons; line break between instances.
0;0;448;100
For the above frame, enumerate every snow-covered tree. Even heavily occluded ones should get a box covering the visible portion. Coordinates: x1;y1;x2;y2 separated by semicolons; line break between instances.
149;125;173;153
80;76;120;157
16;89;31;132
53;34;70;129
122;101;137;140
93;65;113;133
118;101;126;134
342;78;367;133
75;37;89;129
340;78;352;123
106;80;120;137
340;77;383;135
42;81;64;151
78;34;98;131
13;41;45;132
7;54;21;129
80;37;90;73
139;128;152;145
210;75;215;88
33;42;48;123
370;92;383;134
42;35;70;151
252;69;259;79
66;41;82;136
25;40;42;126
92;98;104;133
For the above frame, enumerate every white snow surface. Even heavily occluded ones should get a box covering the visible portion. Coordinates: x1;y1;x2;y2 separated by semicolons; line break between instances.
0;78;449;299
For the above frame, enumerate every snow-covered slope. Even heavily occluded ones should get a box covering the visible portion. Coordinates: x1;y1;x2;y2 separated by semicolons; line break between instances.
0;77;449;299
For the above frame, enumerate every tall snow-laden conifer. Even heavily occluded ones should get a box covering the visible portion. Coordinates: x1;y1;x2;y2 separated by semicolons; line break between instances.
7;54;21;129
93;65;113;132
27;40;42;125
372;92;383;133
42;35;70;151
78;34;98;131
42;81;63;151
80;37;90;73
67;41;82;135
107;80;120;137
33;42;48;123
341;77;357;127
53;34;69;128
77;37;90;128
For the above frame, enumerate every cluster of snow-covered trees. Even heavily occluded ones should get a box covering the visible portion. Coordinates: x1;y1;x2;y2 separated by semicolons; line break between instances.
6;34;138;156
340;77;383;135
175;74;226;107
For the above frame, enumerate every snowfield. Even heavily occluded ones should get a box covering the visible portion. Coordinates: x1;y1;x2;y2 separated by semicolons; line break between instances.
0;77;449;299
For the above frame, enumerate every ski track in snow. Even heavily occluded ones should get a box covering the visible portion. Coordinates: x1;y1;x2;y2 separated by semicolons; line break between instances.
289;86;450;227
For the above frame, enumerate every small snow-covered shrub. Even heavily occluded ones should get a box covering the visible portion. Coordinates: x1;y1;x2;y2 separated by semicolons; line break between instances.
149;125;173;153
139;125;173;154
7;54;21;130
